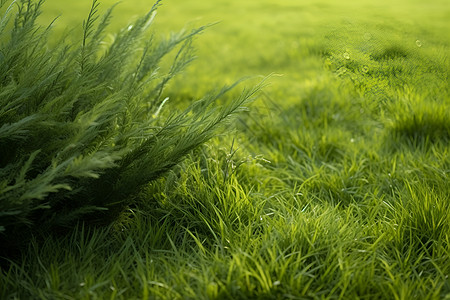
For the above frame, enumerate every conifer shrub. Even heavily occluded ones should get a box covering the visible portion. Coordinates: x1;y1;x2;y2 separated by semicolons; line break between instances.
0;0;258;250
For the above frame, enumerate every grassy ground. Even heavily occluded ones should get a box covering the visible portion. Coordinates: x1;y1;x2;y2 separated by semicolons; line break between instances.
1;0;449;299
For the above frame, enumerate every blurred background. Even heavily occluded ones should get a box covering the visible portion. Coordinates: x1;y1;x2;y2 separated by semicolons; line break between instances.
36;0;449;101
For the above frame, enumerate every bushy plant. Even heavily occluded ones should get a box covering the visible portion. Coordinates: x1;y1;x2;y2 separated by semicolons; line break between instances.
0;0;259;250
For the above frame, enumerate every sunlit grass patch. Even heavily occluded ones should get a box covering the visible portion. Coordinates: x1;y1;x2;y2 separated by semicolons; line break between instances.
387;99;450;146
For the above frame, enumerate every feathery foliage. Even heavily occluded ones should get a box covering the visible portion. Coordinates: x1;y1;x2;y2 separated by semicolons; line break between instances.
0;0;258;249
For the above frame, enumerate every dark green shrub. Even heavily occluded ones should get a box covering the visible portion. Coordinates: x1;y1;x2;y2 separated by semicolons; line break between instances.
0;0;259;250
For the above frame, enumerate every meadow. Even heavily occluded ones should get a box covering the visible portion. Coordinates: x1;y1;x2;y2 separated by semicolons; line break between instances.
0;0;449;299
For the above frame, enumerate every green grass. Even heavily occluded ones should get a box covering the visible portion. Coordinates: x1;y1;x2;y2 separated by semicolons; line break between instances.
1;0;449;299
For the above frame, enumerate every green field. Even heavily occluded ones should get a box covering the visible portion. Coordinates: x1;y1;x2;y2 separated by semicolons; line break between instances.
1;0;449;299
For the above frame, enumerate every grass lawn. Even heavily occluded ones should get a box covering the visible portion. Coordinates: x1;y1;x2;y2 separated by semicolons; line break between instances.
1;0;449;299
